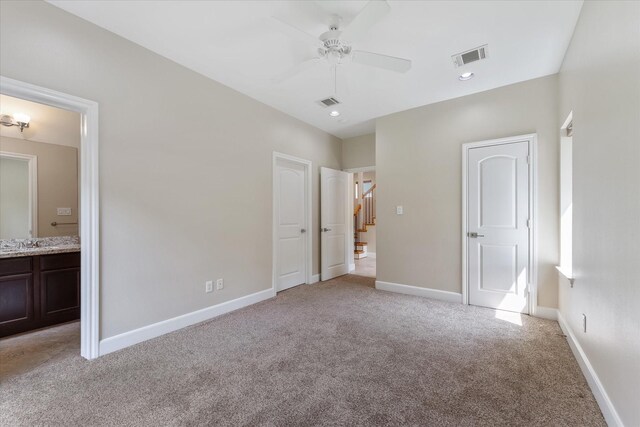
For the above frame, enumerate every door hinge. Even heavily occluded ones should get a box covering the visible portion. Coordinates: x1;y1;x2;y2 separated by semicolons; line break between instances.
526;155;530;164
527;219;532;228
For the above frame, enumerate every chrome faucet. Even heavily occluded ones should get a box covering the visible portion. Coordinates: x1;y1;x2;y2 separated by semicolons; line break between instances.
21;239;40;248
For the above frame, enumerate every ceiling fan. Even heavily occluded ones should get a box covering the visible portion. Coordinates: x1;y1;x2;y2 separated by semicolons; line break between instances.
271;0;412;89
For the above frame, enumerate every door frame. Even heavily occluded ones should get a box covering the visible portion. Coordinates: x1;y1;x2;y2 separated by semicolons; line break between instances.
0;151;38;238
461;133;538;315
1;76;100;359
272;152;313;291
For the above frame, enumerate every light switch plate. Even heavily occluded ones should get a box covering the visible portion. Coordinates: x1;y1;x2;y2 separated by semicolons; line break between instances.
205;281;213;293
57;208;72;216
396;206;404;215
216;278;224;290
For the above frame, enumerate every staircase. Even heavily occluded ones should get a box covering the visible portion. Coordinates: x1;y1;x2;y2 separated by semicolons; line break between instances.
354;184;376;259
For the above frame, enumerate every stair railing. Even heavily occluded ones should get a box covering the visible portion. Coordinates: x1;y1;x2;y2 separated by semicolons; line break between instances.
361;184;376;227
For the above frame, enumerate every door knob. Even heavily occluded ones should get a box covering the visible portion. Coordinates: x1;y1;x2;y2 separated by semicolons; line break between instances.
468;232;485;238
301;229;306;233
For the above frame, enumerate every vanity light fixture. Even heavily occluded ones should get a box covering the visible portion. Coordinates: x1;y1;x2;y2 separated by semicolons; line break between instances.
458;72;474;81
0;113;31;132
329;110;340;117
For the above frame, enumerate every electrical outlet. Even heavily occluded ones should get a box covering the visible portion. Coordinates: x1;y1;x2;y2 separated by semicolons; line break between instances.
205;280;213;293
582;313;587;333
216;278;224;290
396;205;404;215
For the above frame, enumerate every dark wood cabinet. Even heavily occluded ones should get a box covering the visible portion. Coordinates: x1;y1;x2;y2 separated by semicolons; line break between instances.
0;253;80;338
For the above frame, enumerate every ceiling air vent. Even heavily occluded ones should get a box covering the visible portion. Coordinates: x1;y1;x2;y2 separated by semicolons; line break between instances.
318;97;340;107
452;45;488;68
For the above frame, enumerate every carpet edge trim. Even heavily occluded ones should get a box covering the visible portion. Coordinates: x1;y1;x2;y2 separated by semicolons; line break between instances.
375;280;462;303
99;287;275;357
557;310;624;427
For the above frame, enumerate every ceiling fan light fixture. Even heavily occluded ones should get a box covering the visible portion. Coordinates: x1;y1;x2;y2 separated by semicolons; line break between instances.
458;72;474;81
329;110;341;117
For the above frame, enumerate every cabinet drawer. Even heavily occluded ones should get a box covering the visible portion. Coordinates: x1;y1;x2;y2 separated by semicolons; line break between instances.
0;257;33;276
40;253;80;271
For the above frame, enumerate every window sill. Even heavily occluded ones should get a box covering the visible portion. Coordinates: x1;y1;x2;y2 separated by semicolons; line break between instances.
556;266;575;286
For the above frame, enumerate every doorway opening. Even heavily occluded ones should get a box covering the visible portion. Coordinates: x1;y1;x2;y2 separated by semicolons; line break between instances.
1;76;100;360
0;94;83;376
351;168;376;278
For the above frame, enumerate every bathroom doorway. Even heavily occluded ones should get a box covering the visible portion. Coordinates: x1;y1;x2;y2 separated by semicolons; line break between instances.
0;76;100;364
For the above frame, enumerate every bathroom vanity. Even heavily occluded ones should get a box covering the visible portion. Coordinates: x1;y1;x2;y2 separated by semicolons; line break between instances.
0;246;80;338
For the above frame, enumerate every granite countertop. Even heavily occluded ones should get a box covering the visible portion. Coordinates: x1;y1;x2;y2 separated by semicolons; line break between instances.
0;236;81;259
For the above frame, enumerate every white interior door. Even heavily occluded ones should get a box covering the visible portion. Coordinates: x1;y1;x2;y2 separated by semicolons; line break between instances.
321;167;350;281
467;141;530;313
275;158;307;291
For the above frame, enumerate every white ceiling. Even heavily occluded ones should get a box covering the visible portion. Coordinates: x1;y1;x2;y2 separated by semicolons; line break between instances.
48;0;582;139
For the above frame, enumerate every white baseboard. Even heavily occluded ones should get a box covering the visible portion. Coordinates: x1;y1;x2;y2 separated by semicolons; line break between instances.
99;287;276;356
349;263;355;272
375;280;462;304
557;311;623;427
534;305;558;320
308;274;320;284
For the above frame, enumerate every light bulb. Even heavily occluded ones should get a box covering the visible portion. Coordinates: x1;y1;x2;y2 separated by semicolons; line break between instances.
13;113;30;124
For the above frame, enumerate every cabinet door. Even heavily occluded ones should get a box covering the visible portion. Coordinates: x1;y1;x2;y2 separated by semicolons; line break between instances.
0;273;36;337
40;268;80;325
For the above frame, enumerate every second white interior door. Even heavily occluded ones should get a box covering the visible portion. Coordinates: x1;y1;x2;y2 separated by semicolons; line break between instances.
467;140;530;313
321;167;351;281
275;157;307;291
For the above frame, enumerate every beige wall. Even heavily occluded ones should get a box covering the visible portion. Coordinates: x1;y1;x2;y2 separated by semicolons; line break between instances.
558;1;640;425
1;136;79;237
0;1;341;339
342;133;375;169
376;75;559;307
0;94;81;149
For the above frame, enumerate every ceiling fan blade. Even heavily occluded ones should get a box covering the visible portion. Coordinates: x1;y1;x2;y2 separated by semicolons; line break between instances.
270;16;324;49
352;50;412;73
272;58;322;84
340;0;390;42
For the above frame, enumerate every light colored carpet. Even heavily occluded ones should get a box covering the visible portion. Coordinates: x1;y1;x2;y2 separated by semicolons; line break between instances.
0;275;604;426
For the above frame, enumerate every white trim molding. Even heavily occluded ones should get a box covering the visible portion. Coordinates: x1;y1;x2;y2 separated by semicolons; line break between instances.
461;133;538;315
1;76;100;360
100;287;275;356
557;311;623;426
309;274;320;284
375;280;463;304
0;151;38;238
272;152;313;291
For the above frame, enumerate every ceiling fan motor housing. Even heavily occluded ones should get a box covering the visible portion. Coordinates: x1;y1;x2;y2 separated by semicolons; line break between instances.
319;30;352;62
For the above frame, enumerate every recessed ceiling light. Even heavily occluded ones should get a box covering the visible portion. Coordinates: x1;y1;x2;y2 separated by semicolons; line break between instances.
329;110;340;117
458;72;474;81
